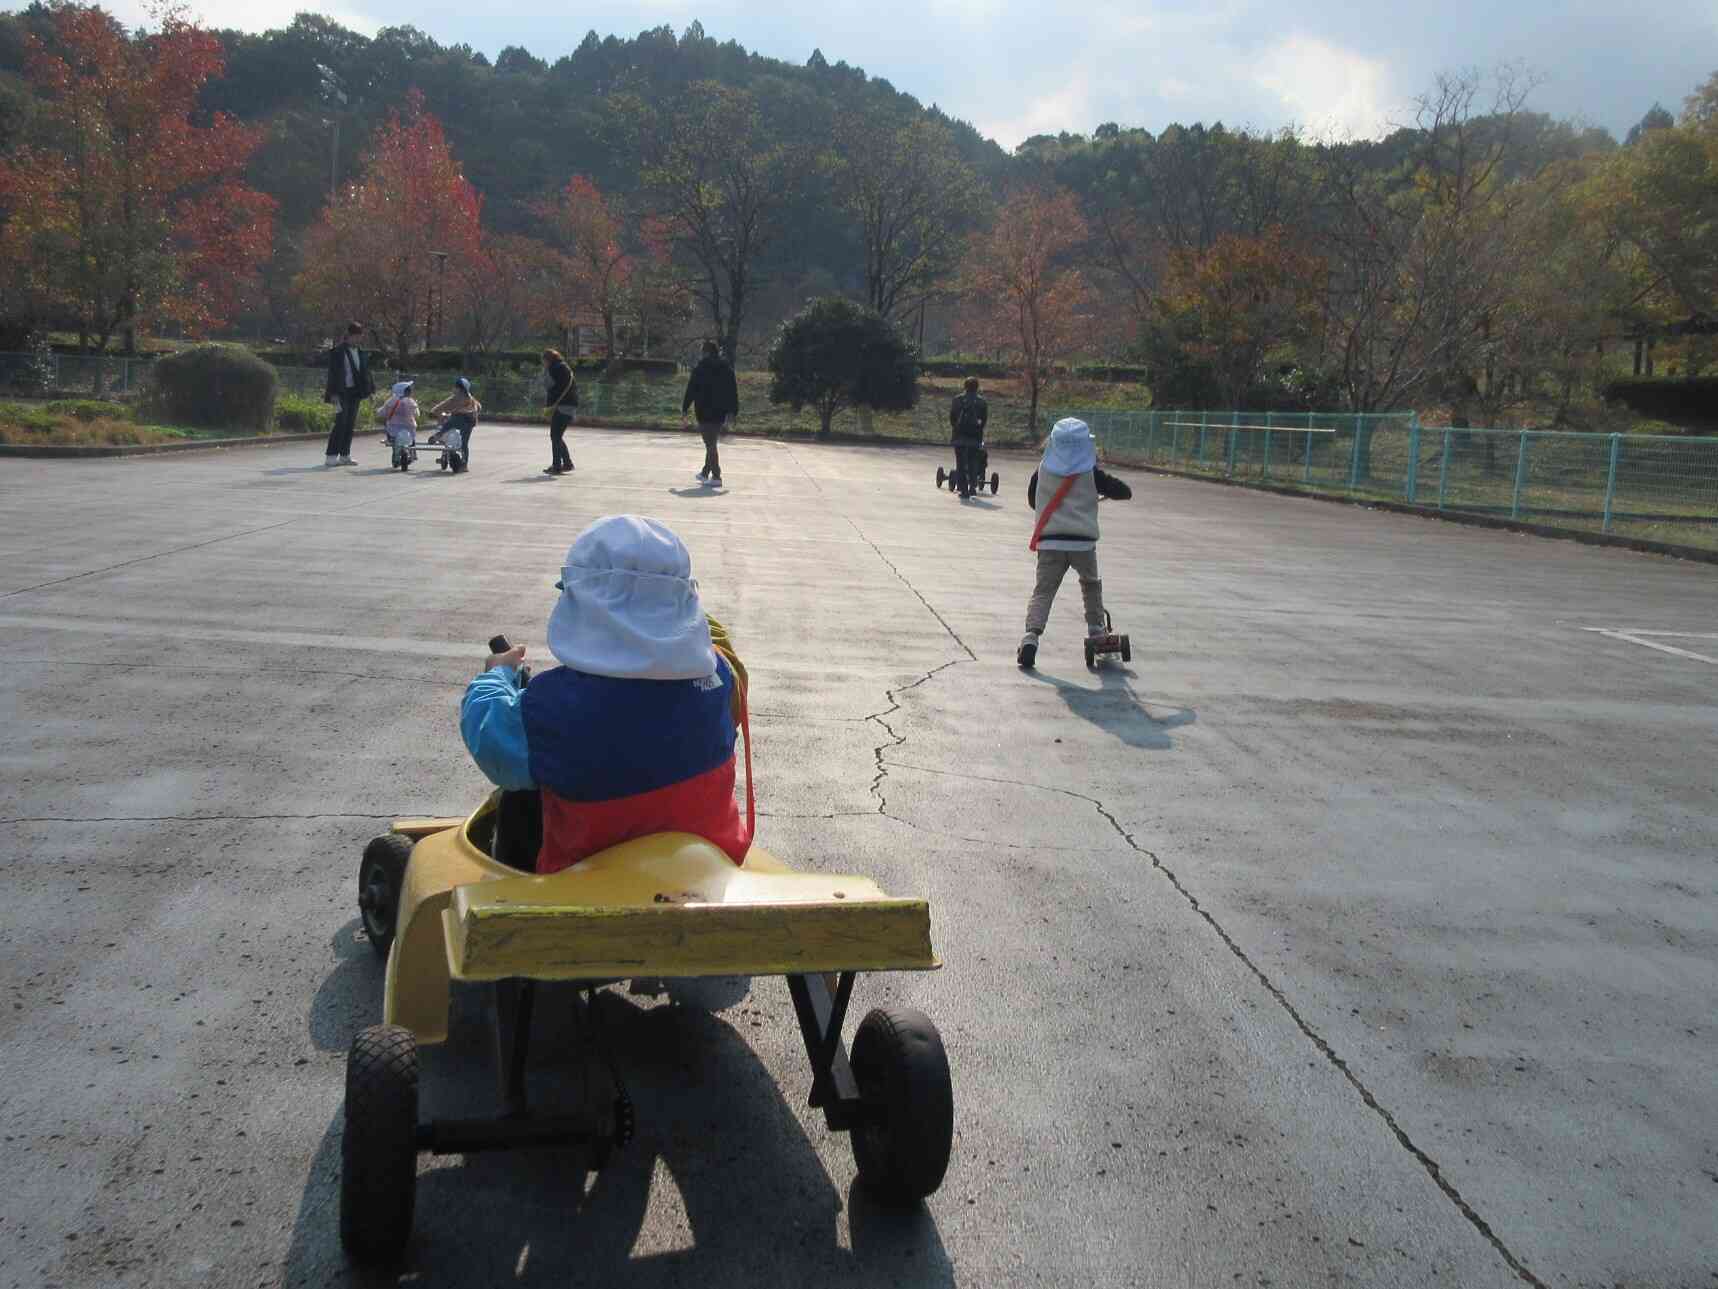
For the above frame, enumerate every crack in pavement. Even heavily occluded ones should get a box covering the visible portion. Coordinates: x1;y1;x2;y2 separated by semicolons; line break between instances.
885;759;1545;1287
779;439;1540;1283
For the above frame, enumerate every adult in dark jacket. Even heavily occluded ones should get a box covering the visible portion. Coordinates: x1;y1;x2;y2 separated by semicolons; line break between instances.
948;377;989;497
681;341;739;486
321;322;374;466
541;349;577;475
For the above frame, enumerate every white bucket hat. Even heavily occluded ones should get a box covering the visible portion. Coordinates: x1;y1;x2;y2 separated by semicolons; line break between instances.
546;515;716;680
1041;417;1097;476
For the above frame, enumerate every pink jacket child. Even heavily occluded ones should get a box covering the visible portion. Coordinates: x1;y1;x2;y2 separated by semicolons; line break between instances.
376;380;420;469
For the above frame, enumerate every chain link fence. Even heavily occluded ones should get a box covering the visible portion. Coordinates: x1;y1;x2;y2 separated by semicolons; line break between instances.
1058;409;1718;550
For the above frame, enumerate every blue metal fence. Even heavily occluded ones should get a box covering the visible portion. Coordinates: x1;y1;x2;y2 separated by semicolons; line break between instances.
1056;408;1718;548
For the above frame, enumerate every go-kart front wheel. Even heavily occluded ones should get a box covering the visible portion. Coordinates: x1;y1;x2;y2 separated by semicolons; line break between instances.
849;1006;952;1204
340;1024;419;1262
935;466;947;490
989;472;1000;495
358;833;413;960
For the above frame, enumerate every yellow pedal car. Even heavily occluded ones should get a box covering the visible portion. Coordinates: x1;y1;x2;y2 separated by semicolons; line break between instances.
343;791;950;1262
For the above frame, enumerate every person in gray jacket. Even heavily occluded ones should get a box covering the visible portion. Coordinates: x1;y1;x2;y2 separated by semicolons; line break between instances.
1018;417;1132;669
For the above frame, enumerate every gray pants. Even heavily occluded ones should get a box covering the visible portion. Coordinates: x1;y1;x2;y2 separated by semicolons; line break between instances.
1024;548;1104;636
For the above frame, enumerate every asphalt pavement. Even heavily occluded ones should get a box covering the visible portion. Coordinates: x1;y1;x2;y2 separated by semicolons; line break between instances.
1;425;1713;1288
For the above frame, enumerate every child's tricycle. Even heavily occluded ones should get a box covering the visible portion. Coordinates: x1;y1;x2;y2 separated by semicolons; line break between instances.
426;421;466;473
342;683;952;1262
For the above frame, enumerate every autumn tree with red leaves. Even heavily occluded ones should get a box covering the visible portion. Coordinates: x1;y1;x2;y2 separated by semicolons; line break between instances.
0;3;275;352
959;187;1095;439
293;92;484;359
537;175;635;361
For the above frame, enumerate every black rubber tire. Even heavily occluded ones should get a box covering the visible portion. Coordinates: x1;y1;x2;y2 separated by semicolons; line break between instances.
340;1025;419;1262
936;466;946;489
1121;635;1132;663
990;472;999;495
358;833;413;960
1085;640;1097;669
849;1006;953;1204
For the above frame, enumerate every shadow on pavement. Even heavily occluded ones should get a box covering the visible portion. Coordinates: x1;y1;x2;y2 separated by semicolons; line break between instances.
308;919;387;1053
667;486;730;499
261;464;338;476
285;971;952;1287
1024;665;1196;750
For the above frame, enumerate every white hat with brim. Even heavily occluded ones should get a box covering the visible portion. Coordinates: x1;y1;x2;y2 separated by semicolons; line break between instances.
1041;417;1097;476
546;515;716;680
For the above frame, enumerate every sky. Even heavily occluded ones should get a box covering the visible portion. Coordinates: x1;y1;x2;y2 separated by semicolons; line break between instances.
25;0;1718;148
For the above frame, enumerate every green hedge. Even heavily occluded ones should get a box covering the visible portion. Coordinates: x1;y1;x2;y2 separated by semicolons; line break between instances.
143;345;278;431
1600;376;1718;423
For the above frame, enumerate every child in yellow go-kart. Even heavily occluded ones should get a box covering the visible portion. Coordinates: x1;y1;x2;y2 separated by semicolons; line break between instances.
459;513;753;873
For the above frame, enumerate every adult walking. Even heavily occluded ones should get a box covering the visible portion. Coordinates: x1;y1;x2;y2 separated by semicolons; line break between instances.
682;340;739;487
542;349;578;475
322;322;374;467
948;376;988;498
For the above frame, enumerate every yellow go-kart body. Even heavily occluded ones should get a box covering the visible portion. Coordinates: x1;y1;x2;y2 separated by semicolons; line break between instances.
383;801;939;1044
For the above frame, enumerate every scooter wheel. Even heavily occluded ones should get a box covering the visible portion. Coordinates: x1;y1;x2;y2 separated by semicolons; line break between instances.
1120;635;1132;663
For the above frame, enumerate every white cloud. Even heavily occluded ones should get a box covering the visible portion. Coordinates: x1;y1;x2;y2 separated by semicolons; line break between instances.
100;0;383;36
1252;34;1395;139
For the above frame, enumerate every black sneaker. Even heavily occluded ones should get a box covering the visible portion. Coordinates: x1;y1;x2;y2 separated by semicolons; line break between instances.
1017;640;1037;669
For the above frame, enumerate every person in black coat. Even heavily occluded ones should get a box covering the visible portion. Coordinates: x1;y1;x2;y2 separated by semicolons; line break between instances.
948;377;989;497
321;322;374;466
541;348;578;475
681;340;739;486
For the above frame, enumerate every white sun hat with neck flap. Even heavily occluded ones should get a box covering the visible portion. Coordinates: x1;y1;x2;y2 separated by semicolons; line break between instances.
546;515;716;681
1041;417;1097;476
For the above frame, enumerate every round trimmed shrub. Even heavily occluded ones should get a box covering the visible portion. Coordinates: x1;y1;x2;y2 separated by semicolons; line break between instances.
144;345;278;432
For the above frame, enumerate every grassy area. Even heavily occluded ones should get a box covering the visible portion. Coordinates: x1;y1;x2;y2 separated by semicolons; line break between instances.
0;391;353;446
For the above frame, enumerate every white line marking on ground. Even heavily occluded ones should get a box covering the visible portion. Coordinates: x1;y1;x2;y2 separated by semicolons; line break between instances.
1580;627;1718;665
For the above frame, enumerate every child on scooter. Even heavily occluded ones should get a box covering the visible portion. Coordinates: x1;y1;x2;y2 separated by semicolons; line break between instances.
1017;417;1133;669
376;380;419;470
460;515;754;873
427;377;481;468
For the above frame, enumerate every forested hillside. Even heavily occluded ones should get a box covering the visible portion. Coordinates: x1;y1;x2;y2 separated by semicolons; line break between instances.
1;4;1712;424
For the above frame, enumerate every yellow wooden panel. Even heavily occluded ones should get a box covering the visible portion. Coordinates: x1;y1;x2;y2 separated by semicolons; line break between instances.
443;894;938;981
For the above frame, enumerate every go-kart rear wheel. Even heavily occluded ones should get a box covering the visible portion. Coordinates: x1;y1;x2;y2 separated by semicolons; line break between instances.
849;1006;952;1204
990;472;999;495
1121;634;1132;663
1084;640;1097;669
935;466;947;489
340;1025;419;1262
358;833;413;960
